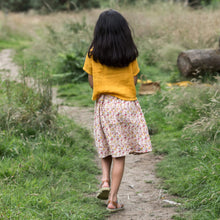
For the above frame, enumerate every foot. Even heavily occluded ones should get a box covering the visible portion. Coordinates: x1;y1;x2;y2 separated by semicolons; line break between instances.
106;200;124;212
96;180;110;200
101;180;110;188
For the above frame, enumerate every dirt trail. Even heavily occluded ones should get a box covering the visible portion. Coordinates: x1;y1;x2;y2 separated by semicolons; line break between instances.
0;49;181;220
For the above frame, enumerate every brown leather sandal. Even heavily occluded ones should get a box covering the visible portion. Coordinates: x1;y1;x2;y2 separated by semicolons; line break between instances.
96;180;110;200
106;200;124;212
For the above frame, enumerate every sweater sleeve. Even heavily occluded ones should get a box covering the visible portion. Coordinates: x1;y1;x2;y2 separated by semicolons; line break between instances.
132;59;140;76
83;54;93;75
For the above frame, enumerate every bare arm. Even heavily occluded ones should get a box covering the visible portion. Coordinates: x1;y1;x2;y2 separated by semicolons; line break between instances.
134;76;138;86
88;74;93;89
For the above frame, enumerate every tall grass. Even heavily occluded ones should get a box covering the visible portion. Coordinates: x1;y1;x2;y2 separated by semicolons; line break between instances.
138;78;220;219
0;70;107;219
165;78;220;140
1;3;220;219
0;70;55;136
1;2;220;79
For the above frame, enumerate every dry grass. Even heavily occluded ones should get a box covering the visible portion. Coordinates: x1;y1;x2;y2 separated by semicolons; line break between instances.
1;3;220;72
1;3;220;48
122;3;220;70
163;77;220;141
184;79;220;140
125;3;220;49
0;9;102;38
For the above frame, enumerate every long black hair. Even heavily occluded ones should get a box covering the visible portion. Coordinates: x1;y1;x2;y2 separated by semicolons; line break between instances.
88;9;138;67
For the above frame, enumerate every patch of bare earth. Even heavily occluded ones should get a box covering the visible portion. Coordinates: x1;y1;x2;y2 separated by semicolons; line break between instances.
0;49;182;220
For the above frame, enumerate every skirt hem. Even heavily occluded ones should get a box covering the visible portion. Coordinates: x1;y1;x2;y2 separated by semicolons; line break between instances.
99;149;153;159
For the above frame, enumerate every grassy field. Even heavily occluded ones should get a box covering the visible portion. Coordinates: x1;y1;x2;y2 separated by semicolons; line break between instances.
138;82;220;220
0;77;107;219
0;1;220;219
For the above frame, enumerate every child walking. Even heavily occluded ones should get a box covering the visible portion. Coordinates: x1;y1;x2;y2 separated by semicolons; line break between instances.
83;9;152;212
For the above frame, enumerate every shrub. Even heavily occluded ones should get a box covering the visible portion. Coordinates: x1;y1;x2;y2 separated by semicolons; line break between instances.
0;0;100;12
55;51;87;83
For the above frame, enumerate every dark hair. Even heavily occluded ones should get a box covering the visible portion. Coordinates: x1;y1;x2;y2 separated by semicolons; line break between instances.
88;9;138;67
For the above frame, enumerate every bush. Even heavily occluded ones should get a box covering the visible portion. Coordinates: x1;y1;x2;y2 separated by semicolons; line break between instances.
0;0;100;12
0;0;41;12
55;51;87;83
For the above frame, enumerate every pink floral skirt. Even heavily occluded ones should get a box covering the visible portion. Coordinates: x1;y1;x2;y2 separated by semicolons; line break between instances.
94;95;152;158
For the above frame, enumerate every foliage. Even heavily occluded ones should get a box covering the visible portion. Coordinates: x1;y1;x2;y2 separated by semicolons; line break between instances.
0;0;33;12
0;0;220;13
138;79;220;219
0;75;107;219
1;3;220;218
55;51;87;83
0;0;100;12
0;75;55;137
18;20;91;84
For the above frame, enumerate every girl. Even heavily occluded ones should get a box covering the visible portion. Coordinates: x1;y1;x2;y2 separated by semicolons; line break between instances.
83;9;152;212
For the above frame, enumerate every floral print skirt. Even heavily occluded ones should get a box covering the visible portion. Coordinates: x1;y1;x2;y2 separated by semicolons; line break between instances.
94;95;152;158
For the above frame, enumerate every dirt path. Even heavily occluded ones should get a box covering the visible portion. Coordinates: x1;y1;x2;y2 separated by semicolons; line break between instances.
0;49;181;220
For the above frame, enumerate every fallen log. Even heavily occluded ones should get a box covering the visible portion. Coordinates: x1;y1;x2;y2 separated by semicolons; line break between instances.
177;49;220;77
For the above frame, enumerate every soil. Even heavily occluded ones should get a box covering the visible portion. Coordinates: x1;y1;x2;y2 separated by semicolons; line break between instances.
0;49;182;220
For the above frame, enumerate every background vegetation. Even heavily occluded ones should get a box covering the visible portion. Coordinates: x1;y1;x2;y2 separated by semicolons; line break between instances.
0;0;220;219
0;0;220;12
139;81;220;219
0;0;100;12
0;70;106;219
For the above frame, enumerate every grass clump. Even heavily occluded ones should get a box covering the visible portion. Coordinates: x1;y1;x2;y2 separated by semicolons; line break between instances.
0;76;107;219
0;74;54;137
138;78;220;219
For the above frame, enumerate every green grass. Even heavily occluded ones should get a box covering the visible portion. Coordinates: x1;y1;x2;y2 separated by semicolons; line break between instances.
57;83;94;107
0;122;107;219
0;25;31;50
0;78;107;219
1;8;220;219
0;23;107;219
138;83;220;220
139;65;172;82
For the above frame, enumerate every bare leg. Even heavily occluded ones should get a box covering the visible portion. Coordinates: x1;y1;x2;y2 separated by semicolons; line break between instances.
101;155;112;187
108;156;125;208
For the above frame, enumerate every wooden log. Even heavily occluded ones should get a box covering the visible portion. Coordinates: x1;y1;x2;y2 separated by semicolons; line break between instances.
177;49;220;77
